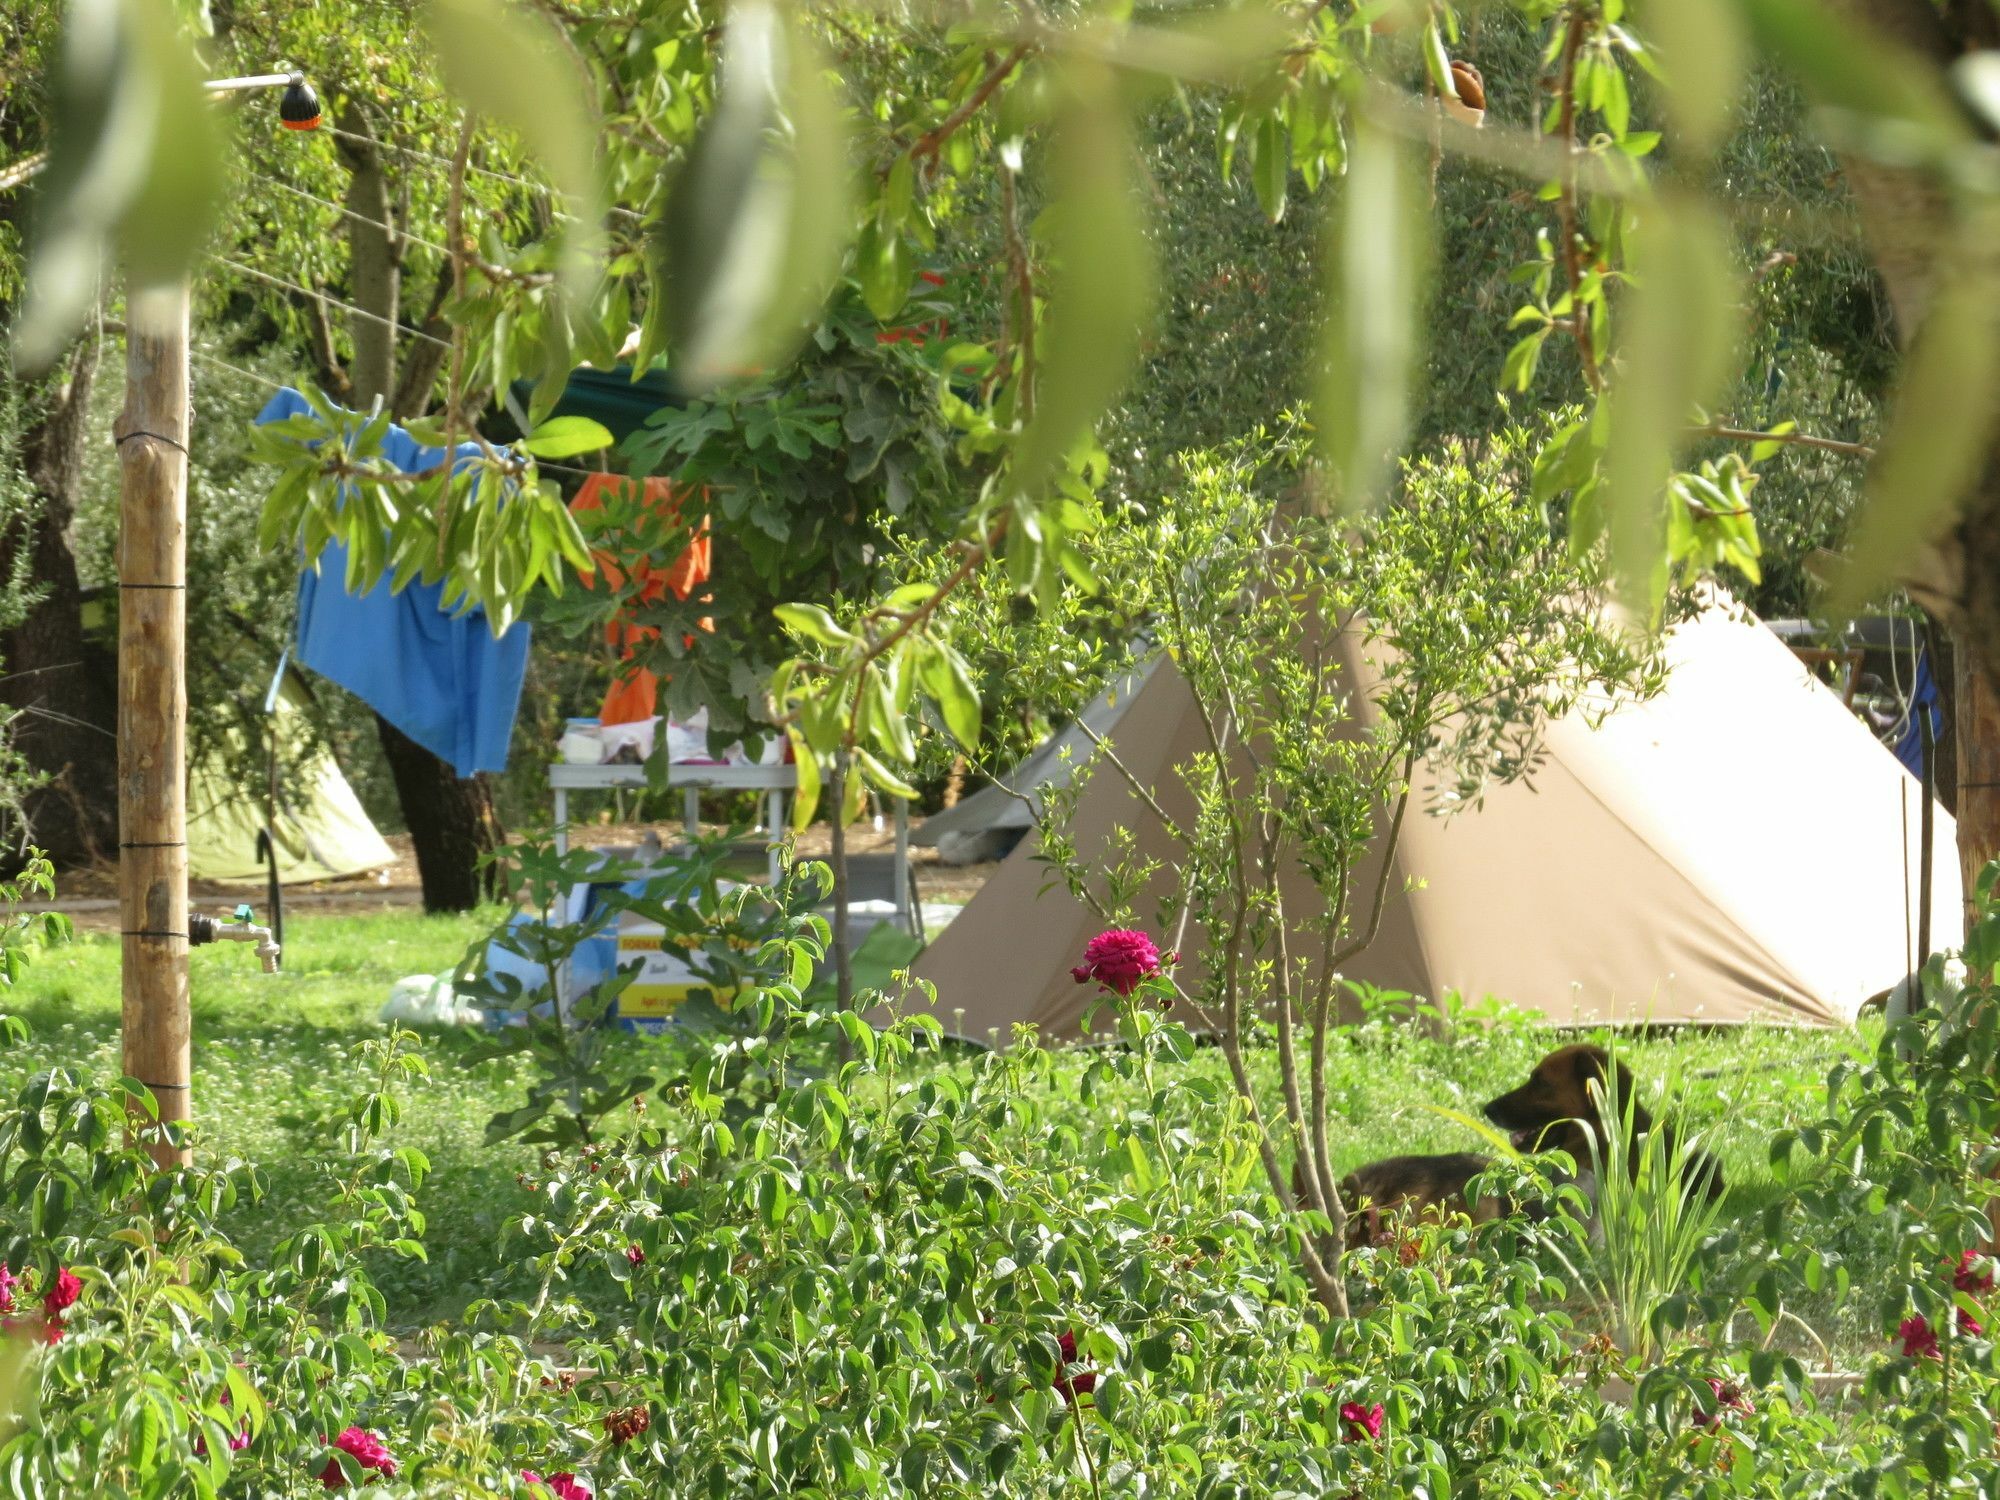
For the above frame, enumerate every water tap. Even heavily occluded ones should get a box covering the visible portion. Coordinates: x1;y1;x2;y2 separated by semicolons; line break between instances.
189;905;282;973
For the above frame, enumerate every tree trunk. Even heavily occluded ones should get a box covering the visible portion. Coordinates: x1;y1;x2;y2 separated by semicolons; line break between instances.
1;333;121;868
374;714;504;910
330;112;502;912
1834;0;2000;934
334;106;399;410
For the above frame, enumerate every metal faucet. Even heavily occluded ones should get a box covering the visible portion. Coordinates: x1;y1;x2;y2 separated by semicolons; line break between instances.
189;905;282;973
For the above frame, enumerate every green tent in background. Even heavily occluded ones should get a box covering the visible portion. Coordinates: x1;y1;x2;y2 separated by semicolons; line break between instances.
187;669;395;887
506;365;678;448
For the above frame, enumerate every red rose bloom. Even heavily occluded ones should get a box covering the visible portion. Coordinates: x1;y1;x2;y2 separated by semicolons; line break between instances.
625;1245;645;1267
524;1472;593;1500
1071;930;1164;997
1958;1250;1995;1294
1340;1401;1385;1442
1053;1330;1097;1401
1962;1307;1985;1336
1901;1316;1941;1359
42;1268;79;1316
319;1426;397;1489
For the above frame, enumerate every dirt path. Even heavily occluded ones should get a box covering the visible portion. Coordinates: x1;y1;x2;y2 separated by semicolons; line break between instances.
36;824;1001;931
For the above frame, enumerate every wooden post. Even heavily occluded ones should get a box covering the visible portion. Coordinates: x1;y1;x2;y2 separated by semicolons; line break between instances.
113;283;191;1169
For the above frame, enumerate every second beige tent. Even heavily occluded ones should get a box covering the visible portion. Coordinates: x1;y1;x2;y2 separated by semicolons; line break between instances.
902;602;1961;1043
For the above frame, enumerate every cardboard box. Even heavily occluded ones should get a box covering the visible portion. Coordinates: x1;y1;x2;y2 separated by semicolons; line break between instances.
610;908;739;1032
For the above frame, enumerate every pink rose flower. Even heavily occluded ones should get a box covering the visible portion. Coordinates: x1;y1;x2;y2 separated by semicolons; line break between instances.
523;1473;593;1500
1340;1401;1385;1442
194;1426;252;1457
1900;1316;1941;1359
193;1384;253;1455
0;1263;14;1316
319;1426;397;1489
1071;930;1164;997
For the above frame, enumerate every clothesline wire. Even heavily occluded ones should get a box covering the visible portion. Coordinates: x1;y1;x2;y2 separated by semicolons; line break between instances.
209;252;457;351
239;168;457;261
319;123;649;227
190;346;288;393
188;345;618;483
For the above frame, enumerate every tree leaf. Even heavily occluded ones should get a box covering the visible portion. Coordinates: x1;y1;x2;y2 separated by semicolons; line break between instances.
1252;113;1288;224
1829;254;2000;615
787;729;820;828
1010;61;1155;500
1645;0;1745;155
123;0;223;288
857;217;912;324
1736;0;1967;147
16;0;222;371
925;643;981;751
424;0;605;305
773;602;854;646
1319;118;1432;513
1602;196;1741;622
650;1;853;392
1422;19;1458;101
520;415;614;459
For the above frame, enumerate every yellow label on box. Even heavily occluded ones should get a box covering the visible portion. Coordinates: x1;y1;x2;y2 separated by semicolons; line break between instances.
617;918;735;1017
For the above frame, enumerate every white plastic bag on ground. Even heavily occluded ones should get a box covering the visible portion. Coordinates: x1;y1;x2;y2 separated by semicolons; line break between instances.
381;974;483;1028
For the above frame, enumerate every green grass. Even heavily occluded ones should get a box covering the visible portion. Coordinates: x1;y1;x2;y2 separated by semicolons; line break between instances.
0;909;1882;1347
1;909;536;1322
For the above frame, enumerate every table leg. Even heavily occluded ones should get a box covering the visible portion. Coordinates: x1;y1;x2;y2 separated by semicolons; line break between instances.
683;787;700;846
767;790;783;886
554;786;569;857
894;797;911;933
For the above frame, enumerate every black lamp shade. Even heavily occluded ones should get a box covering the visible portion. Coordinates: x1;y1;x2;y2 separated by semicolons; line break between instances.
280;78;321;131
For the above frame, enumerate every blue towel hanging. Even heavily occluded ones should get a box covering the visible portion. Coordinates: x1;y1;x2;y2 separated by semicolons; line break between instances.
1894;649;1941;782
257;388;530;778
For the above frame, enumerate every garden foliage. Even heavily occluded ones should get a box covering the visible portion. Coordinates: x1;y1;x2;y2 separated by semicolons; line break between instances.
2;865;2000;1492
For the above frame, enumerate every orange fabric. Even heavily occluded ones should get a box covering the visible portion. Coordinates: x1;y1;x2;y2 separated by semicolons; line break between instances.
571;475;714;726
599;668;657;725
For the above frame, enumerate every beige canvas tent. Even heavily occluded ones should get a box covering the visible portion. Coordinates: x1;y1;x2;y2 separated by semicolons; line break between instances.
187;672;394;886
903;602;1962;1043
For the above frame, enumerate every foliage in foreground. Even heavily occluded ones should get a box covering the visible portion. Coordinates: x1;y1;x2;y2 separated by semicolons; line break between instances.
4;872;2000;1493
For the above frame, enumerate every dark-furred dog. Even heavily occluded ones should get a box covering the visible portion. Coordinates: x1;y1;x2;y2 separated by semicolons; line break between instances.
1300;1044;1724;1248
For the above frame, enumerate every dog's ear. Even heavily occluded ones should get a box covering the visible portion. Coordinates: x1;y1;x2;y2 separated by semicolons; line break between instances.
1571;1048;1606;1096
